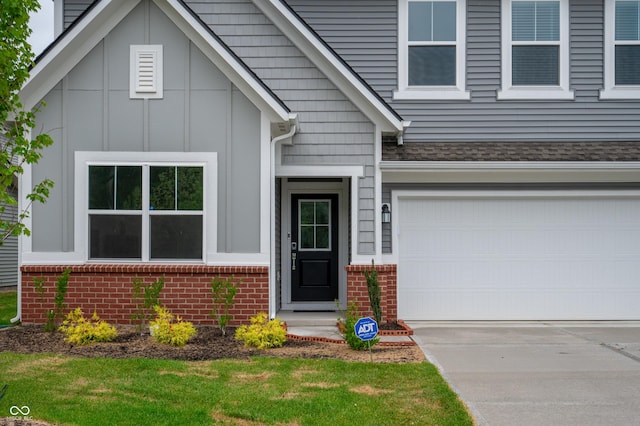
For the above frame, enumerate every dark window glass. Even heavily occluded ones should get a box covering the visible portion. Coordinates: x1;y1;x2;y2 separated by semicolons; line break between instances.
409;46;456;85
177;167;203;210
512;45;559;85
616;45;640;84
150;166;176;210
89;166;141;210
116;166;142;210
89;215;142;259
89;166;114;209
150;215;203;259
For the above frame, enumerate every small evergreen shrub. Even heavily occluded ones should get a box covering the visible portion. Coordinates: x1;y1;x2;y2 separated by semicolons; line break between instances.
210;275;239;336
235;312;287;349
149;306;197;347
58;308;117;345
131;276;164;333
340;302;379;351
364;260;382;325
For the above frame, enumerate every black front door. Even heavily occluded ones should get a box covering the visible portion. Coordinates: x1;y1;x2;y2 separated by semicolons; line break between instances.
291;194;339;302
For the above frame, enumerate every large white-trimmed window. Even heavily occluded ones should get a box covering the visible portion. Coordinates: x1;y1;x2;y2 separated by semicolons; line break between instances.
75;152;217;262
395;0;469;100
499;0;574;100
601;0;640;99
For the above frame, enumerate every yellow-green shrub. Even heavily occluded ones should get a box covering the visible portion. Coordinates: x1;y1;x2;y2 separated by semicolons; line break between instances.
149;306;197;347
58;308;118;345
235;312;287;349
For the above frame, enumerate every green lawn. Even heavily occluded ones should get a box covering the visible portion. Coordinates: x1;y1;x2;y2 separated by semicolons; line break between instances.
0;353;473;425
0;290;17;326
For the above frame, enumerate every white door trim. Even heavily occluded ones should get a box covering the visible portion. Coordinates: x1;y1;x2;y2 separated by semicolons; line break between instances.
280;179;349;311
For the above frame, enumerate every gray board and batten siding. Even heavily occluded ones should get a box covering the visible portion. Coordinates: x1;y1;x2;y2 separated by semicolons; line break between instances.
33;0;261;254
55;0;379;255
288;0;640;143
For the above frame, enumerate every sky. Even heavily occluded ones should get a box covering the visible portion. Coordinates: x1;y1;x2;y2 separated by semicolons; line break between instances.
28;0;55;56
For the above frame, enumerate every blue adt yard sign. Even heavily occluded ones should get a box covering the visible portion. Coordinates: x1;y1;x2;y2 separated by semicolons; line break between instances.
354;317;378;341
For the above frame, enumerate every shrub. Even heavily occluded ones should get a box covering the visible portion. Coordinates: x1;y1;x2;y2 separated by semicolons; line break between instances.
340;302;379;351
131;276;164;333
33;269;71;332
235;312;287;349
149;306;197;347
58;308;117;345
364;260;382;325
210;276;239;336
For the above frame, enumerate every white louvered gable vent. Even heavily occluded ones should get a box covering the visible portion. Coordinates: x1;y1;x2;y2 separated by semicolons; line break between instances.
130;45;163;99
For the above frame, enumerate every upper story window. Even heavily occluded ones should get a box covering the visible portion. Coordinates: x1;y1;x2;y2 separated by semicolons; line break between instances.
76;152;217;263
395;0;470;100
601;0;640;99
499;0;574;100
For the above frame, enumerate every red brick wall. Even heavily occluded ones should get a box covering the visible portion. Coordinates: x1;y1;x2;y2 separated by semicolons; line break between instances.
20;264;269;326
345;264;397;322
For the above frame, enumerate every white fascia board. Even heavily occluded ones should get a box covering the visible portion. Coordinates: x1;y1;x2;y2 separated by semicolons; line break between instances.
158;0;290;123
383;161;640;183
255;0;406;134
380;161;640;183
21;0;141;111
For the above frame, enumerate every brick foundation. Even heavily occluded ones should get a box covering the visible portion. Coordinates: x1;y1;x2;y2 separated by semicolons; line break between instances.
345;264;397;323
20;264;269;326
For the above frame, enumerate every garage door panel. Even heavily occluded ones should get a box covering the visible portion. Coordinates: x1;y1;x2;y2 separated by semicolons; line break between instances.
397;194;640;320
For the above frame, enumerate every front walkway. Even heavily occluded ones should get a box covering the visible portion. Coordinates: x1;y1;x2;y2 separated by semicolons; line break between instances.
408;322;640;426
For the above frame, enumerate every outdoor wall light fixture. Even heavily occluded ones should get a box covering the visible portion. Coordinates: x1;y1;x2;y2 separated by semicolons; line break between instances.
381;203;391;223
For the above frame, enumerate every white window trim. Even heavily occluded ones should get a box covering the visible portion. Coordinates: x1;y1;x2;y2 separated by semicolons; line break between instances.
498;0;574;100
394;0;470;100
601;0;640;99
74;151;217;263
130;45;163;99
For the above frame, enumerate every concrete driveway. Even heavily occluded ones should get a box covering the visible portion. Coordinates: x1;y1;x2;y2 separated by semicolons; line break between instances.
407;322;640;426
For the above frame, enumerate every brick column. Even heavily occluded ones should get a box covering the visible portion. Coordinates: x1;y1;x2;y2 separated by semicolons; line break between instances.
345;264;397;323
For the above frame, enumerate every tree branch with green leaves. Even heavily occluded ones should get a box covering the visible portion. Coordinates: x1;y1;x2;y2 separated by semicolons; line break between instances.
0;0;54;243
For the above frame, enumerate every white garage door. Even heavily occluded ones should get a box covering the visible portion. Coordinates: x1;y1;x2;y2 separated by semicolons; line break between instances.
396;191;640;320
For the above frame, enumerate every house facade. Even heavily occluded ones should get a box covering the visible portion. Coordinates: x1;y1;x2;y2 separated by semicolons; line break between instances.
17;0;640;324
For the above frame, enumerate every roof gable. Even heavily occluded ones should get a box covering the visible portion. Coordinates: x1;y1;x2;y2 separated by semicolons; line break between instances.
21;0;292;124
253;0;408;135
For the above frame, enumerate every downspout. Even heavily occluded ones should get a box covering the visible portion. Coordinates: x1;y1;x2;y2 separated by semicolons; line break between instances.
269;114;298;319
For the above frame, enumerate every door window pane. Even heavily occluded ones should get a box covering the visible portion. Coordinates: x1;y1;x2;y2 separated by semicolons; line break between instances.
89;215;142;259
301;226;315;249
316;226;329;249
299;200;331;250
150;215;202;259
300;202;315;225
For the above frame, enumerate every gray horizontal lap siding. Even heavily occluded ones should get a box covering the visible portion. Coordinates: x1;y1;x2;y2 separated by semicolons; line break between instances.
63;0;95;30
186;0;378;254
288;0;640;143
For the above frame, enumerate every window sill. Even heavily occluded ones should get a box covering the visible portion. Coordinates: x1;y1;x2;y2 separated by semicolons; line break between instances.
497;87;575;100
393;88;471;101
599;87;640;100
